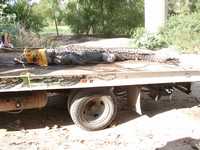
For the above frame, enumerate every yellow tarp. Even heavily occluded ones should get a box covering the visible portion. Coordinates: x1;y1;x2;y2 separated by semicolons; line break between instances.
23;48;48;66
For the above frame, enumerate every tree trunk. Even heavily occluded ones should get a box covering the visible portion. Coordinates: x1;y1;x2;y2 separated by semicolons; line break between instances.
100;0;104;31
54;14;59;37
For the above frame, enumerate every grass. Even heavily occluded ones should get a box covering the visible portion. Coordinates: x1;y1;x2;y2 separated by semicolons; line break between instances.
40;25;72;36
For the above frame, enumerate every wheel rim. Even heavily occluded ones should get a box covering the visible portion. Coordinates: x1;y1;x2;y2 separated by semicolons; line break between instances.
81;96;108;123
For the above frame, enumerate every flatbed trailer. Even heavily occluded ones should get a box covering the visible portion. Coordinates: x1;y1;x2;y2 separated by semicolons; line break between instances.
0;52;200;130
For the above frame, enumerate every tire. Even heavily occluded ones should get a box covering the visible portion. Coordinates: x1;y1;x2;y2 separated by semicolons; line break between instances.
69;89;117;131
67;90;79;112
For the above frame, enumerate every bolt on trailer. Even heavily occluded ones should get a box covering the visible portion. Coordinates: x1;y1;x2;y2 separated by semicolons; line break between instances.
0;50;200;131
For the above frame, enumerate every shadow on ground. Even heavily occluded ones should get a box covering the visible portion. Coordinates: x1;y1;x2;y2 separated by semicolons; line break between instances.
0;90;199;131
156;137;200;150
141;91;200;117
0;95;73;131
114;90;200;126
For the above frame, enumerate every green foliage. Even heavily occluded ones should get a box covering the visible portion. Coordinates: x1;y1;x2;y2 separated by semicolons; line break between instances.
132;12;200;52
11;0;46;32
0;2;15;24
132;28;167;50
65;0;144;36
64;1;93;34
0;2;17;43
131;27;145;40
168;0;200;15
163;12;200;52
34;0;65;23
33;0;67;36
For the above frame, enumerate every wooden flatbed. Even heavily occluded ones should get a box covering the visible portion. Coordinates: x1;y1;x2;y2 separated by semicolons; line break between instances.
0;52;200;93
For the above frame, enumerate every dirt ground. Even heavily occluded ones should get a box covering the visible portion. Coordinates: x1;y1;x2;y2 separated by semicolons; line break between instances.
0;38;200;150
0;89;199;150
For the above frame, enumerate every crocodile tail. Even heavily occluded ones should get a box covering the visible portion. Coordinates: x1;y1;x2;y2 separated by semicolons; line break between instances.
142;53;180;64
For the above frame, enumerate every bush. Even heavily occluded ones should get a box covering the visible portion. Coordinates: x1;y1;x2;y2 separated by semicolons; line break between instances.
132;12;200;52
163;12;200;52
14;27;58;48
168;0;200;15
131;27;167;50
0;25;57;48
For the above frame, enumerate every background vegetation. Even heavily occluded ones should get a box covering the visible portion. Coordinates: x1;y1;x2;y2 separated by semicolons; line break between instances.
1;0;200;52
65;0;144;35
132;0;200;52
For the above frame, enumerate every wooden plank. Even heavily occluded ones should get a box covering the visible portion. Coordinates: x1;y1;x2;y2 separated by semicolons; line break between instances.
1;60;199;77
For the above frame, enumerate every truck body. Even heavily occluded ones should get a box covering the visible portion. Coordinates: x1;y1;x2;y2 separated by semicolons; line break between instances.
0;51;200;130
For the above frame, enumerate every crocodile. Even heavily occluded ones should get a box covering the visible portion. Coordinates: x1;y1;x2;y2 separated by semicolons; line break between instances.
14;45;180;66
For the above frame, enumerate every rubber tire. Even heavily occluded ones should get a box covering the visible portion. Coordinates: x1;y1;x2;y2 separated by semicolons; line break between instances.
67;90;79;112
69;89;117;131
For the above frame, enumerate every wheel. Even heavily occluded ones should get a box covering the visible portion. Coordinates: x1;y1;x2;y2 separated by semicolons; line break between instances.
69;89;117;131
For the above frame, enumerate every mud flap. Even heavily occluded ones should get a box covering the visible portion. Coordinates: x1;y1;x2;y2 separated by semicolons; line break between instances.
128;86;142;115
